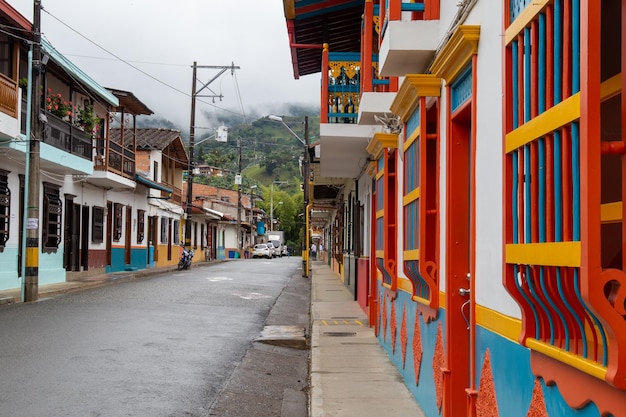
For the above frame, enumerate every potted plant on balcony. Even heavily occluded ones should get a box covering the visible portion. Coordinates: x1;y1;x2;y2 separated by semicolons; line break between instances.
45;88;72;120
74;103;101;137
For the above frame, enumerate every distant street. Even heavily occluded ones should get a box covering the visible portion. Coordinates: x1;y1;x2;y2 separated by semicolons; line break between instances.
0;257;301;417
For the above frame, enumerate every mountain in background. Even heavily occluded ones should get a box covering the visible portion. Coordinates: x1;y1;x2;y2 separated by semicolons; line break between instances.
136;105;320;194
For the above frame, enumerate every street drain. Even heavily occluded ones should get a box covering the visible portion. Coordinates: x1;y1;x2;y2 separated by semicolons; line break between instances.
323;331;357;337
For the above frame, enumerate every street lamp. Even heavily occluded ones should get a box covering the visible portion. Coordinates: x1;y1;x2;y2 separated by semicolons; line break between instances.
269;115;310;278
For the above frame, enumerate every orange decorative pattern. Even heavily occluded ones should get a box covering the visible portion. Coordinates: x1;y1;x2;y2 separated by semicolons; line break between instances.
530;351;626;416
526;379;548;417
413;313;423;385
401;306;408;368
391;299;397;354
476;349;499;417
433;322;444;411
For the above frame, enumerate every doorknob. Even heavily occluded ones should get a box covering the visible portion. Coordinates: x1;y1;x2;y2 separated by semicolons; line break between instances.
459;288;470;297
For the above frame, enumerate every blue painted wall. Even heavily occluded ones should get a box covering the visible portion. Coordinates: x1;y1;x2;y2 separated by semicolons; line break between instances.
0;246;19;290
106;247;148;273
374;279;605;417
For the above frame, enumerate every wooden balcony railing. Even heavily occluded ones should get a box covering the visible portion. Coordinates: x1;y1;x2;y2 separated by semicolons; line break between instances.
0;74;18;118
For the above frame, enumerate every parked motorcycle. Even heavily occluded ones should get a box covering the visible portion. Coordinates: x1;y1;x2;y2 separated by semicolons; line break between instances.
177;245;195;270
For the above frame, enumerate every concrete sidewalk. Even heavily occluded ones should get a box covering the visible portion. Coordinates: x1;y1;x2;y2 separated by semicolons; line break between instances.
310;261;425;417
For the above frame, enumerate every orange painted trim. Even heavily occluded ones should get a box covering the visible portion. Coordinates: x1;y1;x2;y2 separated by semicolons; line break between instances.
362;0;373;93
425;0;440;20
469;54;478;391
530;351;626;415
321;44;329;123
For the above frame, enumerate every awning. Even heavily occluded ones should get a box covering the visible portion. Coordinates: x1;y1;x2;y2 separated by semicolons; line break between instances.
148;198;184;215
135;174;173;193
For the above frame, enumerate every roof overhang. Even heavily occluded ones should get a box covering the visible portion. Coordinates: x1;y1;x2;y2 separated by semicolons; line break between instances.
135;174;173;193
282;0;364;78
42;39;119;107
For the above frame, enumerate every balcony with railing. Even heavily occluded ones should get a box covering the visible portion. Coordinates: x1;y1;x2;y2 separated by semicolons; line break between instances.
20;99;92;161
378;0;440;76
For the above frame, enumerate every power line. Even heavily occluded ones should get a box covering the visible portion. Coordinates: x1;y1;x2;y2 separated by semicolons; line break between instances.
42;8;246;119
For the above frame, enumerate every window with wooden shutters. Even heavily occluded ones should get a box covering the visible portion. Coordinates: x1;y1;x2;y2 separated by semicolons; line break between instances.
92;206;104;243
42;182;62;253
0;169;10;251
113;203;123;242
137;209;145;243
160;216;168;244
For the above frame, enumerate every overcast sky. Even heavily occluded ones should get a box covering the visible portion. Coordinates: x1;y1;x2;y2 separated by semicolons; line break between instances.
11;0;320;129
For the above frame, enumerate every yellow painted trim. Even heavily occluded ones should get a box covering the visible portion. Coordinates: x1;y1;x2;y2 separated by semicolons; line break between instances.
390;74;442;122
475;304;522;343
376;250;384;258
439;291;446;309
376;208;384;218
601;73;621;101
398;277;413;293
376;168;384;180
505;241;581;267
403;187;420;206
526;339;607;381
430;25;480;84
504;0;551;45
601;202;622;224
505;93;580;153
283;0;296;19
404;130;418;151
367;132;399;159
403;249;420;261
411;294;431;305
366;160;377;176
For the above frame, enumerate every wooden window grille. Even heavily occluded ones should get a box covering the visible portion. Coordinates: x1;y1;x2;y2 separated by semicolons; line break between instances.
42;182;62;253
160;216;168;244
137;209;145;243
92;206;104;243
0;169;10;251
113;203;123;242
173;219;180;244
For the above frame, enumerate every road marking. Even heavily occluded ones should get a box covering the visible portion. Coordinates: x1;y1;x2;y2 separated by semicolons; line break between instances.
233;292;272;300
206;276;233;282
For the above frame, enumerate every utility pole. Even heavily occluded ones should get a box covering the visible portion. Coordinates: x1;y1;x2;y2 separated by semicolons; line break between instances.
236;137;242;252
303;116;310;278
25;0;43;302
185;62;197;249
185;62;239;249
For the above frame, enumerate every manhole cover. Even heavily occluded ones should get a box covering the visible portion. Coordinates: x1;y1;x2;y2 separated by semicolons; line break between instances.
323;331;357;337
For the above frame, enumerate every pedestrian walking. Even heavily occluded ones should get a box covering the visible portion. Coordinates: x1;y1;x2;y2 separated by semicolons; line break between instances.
310;242;317;260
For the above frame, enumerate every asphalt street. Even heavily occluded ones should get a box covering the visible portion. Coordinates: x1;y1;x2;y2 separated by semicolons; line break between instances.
0;257;310;417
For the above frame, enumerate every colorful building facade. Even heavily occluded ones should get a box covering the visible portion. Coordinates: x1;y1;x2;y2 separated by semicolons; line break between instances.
280;0;626;416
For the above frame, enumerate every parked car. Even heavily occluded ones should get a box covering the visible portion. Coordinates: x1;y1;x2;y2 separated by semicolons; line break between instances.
270;240;284;257
252;243;272;259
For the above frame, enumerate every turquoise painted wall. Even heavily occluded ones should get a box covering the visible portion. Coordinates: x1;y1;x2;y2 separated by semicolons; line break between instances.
374;279;605;417
39;250;66;284
106;247;148;273
0;246;19;290
476;327;602;417
376;285;442;417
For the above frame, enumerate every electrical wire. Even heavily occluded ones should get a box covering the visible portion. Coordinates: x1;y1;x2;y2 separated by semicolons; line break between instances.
42;9;247;119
